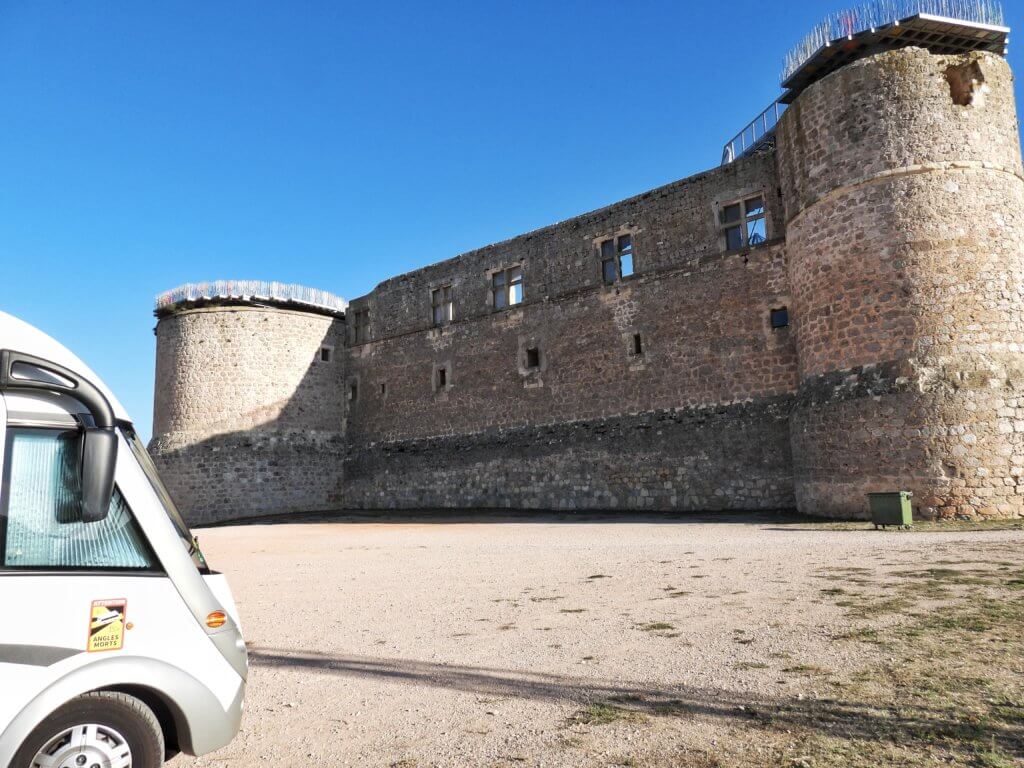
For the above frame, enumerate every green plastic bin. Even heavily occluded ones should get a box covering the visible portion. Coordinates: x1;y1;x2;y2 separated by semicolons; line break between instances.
867;491;913;529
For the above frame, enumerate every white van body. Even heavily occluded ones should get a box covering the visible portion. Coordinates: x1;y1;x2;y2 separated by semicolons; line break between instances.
0;312;246;768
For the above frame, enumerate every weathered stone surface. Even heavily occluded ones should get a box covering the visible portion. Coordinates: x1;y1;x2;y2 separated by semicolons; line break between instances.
150;47;1024;524
777;49;1024;519
151;306;346;521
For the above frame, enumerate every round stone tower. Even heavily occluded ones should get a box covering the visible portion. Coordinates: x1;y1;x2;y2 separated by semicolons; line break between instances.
149;282;348;524
777;47;1024;518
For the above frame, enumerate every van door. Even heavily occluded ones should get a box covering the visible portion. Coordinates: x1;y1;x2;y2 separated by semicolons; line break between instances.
0;395;204;736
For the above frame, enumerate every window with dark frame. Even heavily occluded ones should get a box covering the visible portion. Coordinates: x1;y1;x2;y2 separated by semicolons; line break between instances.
492;266;524;310
352;308;370;344
600;234;634;284
431;285;453;326
1;428;156;569
526;347;541;369
721;196;767;251
770;307;790;329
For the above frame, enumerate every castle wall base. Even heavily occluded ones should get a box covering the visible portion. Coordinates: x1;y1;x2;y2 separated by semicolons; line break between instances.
151;431;346;525
343;402;795;512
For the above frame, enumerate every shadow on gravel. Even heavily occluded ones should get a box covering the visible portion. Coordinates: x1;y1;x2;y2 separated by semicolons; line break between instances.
247;647;1024;751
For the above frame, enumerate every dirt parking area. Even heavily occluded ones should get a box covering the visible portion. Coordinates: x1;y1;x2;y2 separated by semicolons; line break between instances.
169;514;1024;767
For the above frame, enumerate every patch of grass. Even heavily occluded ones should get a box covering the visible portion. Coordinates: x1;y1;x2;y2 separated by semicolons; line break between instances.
833;626;882;643
529;595;565;603
638;621;674;632
568;703;644;726
560;608;586;614
733;661;770;670
781;664;828;676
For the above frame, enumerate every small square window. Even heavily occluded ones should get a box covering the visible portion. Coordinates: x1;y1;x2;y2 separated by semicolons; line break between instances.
492;266;524;311
319;346;332;363
725;225;743;251
598;233;636;284
770;307;789;329
747;217;766;245
526;347;540;369
351;309;370;344
720;196;767;251
431;285;453;326
602;258;617;284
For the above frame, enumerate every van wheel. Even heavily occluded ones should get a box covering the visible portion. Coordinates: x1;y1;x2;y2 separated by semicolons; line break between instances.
13;691;164;768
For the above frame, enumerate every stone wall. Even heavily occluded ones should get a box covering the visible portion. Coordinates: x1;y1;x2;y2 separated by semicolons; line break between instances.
777;49;1024;518
342;150;797;511
344;400;795;511
150;305;347;523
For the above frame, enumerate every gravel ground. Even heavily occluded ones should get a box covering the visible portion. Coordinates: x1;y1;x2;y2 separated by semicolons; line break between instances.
167;514;1024;767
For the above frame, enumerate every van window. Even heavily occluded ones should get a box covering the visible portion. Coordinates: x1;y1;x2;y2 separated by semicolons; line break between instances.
0;428;156;569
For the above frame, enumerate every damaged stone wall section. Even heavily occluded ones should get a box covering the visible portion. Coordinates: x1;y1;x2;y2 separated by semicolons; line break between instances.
946;56;988;107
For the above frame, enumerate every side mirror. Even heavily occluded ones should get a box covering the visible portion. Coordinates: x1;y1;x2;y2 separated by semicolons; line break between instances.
81;427;117;523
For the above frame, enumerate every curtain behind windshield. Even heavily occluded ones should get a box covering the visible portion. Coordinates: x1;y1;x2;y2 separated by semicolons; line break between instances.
2;429;155;569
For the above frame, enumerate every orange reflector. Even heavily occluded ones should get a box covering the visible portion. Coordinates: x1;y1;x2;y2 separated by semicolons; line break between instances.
206;611;227;629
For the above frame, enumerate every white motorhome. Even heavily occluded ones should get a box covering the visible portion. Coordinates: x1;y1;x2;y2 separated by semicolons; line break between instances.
0;312;246;768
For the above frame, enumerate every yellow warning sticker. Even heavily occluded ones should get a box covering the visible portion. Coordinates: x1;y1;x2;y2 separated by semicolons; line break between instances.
87;599;127;653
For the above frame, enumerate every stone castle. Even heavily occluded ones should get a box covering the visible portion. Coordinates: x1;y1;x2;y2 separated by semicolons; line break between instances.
149;4;1024;525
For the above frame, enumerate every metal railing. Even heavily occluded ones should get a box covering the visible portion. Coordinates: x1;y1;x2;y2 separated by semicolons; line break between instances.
155;280;348;314
721;100;787;165
782;0;1005;82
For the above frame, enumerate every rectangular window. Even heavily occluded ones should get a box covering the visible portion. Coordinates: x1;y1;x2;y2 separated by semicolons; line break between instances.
349;381;359;401
352;309;370;344
526;347;541;369
599;234;635;283
319;346;333;363
437;367;447;389
721;196;767;251
431;285;453;326
633;333;643;356
492;266;524;311
770;307;790;329
1;428;155;569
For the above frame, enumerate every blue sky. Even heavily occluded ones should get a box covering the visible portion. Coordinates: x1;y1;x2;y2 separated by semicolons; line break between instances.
1;1;1021;440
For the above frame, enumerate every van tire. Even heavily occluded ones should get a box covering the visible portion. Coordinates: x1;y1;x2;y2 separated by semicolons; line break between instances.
12;691;165;768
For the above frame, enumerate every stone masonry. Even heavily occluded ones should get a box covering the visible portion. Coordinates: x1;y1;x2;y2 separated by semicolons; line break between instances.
150;44;1024;525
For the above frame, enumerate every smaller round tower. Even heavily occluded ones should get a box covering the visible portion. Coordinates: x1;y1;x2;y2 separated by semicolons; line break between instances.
149;281;348;524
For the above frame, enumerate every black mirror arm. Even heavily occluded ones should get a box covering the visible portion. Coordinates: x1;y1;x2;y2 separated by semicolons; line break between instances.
0;349;118;523
0;350;116;429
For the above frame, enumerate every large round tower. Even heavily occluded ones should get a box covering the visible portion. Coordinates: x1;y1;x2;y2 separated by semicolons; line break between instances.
777;46;1024;518
149;282;348;525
